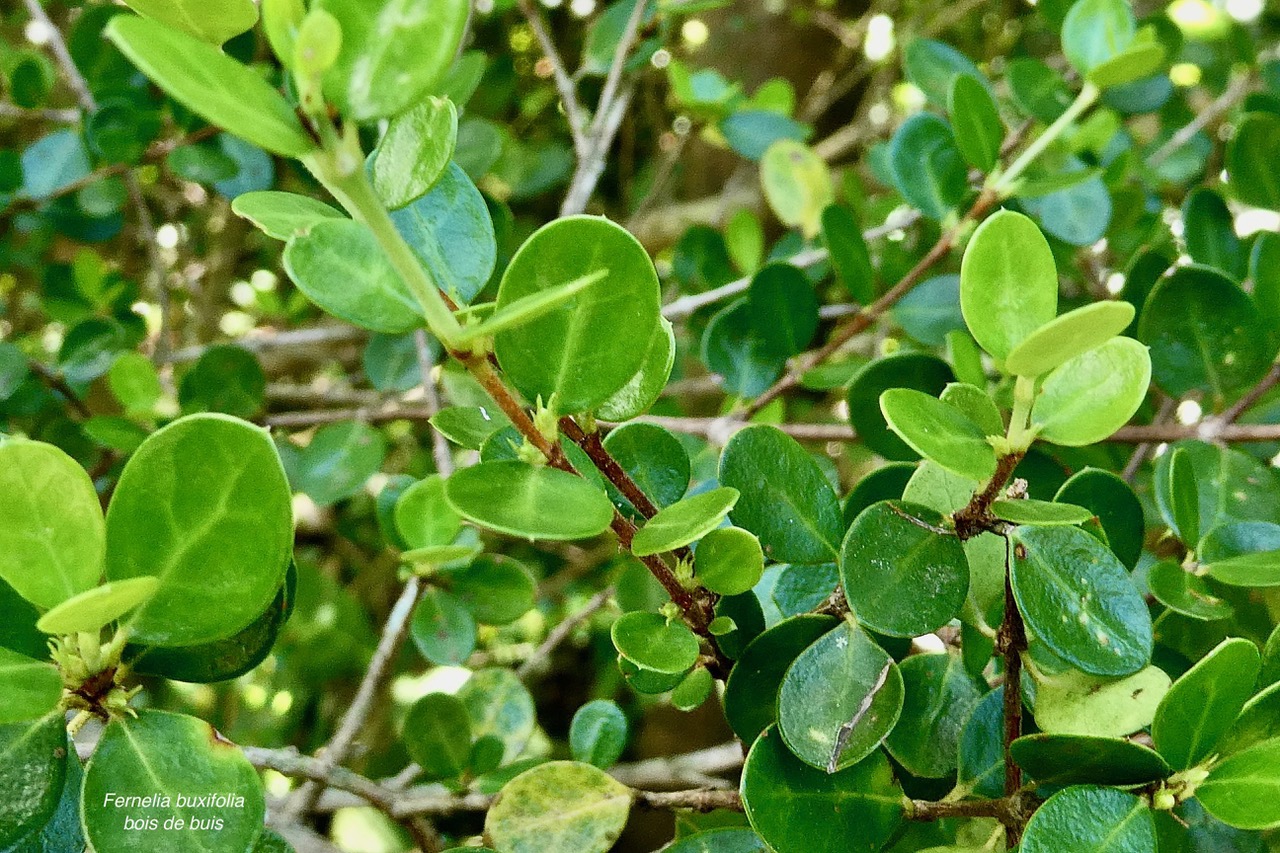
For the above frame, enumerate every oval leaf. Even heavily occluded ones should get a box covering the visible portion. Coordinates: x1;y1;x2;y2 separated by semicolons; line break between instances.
445;461;615;542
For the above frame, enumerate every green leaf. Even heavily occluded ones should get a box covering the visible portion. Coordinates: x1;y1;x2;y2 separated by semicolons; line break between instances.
231;191;343;240
1218;680;1280;756
694;527;764;596
1008;57;1073;122
747;263;819;359
450;557;537;626
1021;785;1155;853
903;38;988;109
410;587;476;665
948;74;1003;172
778;620;904;772
292;420;388;506
1152;637;1259;770
1154;444;1280;538
0;579;46;660
82;710;265;853
484;762;631;853
372;96;457;209
35;577;159;635
445;461;614;541
105;414;294;647
940;382;1004;436
1061;0;1136;78
720;426;843;564
108;352;163;417
740;727;903;853
1226;112;1280;212
672;665;714;711
1032;666;1170;737
0;649;62;726
1138;265;1275;405
315;0;469;121
395;474;462;550
601;422;690;512
1003;301;1135;378
884;652;982;778
121;0;257;44
1167;447;1200;546
1183;187;1246;281
821;205;875;303
960;210;1058;361
1010;525;1152;677
724;615;838;743
404;693;471;780
840;501;968;638
569;700;628;769
701;298;786;397
0;713;67;848
1087;40;1165;88
991;499;1093;526
664;829;767;853
847;353;956;461
430;406;512;450
1056;467;1144;569
1011;733;1170;786
726;208;765;273
494;216;661;414
631;487;739;557
1197;739;1280;830
888;113;968;221
596;318;676;421
179;345;266;419
284;219;423;334
957;687;1007;798
105;16;312;157
460;669;536;764
760;140;833;238
1205;551;1280;587
611;612;700;675
0;439;104;609
1030;337;1151;446
879;388;996;481
1146;561;1233;621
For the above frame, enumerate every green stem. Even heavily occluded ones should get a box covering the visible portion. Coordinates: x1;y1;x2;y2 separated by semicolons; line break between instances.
301;140;464;347
990;82;1100;197
1005;375;1037;451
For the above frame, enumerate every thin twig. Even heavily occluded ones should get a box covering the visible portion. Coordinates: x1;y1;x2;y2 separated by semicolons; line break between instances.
516;586;615;680
515;0;589;154
997;538;1028;845
0;101;80;122
414;330;453;475
1148;72;1253;167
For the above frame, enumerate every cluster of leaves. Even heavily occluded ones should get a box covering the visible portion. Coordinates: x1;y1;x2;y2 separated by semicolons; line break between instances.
5;0;1280;851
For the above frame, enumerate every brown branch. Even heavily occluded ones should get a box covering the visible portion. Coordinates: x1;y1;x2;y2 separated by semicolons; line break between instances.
26;360;92;419
996;540;1028;845
1221;361;1280;424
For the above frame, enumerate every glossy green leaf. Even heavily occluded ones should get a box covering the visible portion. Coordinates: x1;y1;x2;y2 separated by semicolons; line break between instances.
1030;337;1151;446
940;382;1003;436
494;216;660;414
760;140;832;238
1138;265;1275;404
284;219;423;334
694;527;764;596
395;474;462;550
960;210;1059;361
844;463;917;525
315;0;468;121
1032;666;1170;737
0;649;61;726
888;113;967;221
404;693;471;780
459;669;536;764
1055;468;1144;569
1010;734;1171;786
450;557;536;626
1183;187;1246;281
105;16;312;157
1197;739;1280;830
1153;637;1259;770
0;579;45;661
596;318;676;421
82;710;264;853
35;577;159;635
948;74;1002;172
741;727;903;853
292;420;387;506
747;263;819;359
1167;447;1200;545
1011;525;1152;676
0;440;103;609
720;425;843;564
778;620;904;772
569;700;628;769
840;501;968;637
601;422;690;512
232;191;343;241
1008;58;1073;121
701;298;786;397
665;829;767;853
611;612;700;675
1061;0;1135;77
672;665;714;711
411;587;476;666
847;352;955;461
631;487;739;556
105;415;293;647
430;405;511;450
372;97;457;209
0;714;67;848
1021;785;1155;853
178;345;266;419
1154;443;1280;538
724;615;837;743
1226;112;1280;211
121;0;257;44
956;687;1007;798
1146;561;1232;621
1218;679;1280;756
821;205;875;303
991;499;1093;526
485;761;631;853
879;389;996;481
1003;301;1134;378
884;652;981;778
445;461;614;541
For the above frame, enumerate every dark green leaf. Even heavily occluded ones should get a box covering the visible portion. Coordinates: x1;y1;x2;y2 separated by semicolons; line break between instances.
0;714;67;849
1010;733;1171;786
948;74;1003;172
1021;785;1155;853
404;693;471;780
724;615;837;743
888;114;967;221
1226;112;1280;211
884;652;981;778
847;353;955;461
1153;637;1260;770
